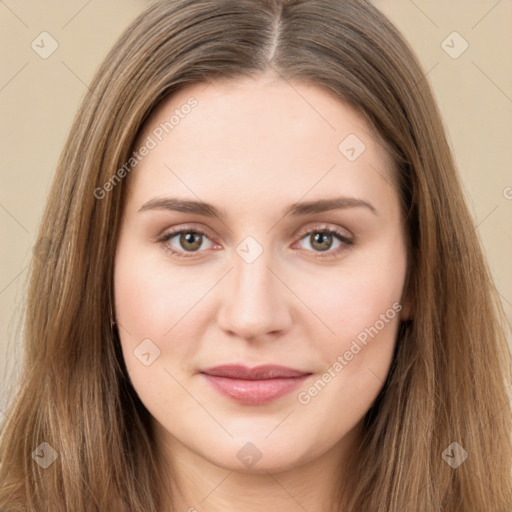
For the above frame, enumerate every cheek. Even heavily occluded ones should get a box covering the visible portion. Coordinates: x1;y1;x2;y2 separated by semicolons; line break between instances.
301;280;401;390
113;236;188;373
299;236;406;350
114;235;207;339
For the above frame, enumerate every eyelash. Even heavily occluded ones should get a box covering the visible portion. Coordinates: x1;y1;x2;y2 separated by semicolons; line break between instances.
158;223;354;260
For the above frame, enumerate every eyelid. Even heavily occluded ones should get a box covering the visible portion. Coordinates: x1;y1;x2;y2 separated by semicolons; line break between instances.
293;222;353;243
157;223;217;242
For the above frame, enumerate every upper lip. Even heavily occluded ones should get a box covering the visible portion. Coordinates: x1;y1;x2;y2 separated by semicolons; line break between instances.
200;364;311;380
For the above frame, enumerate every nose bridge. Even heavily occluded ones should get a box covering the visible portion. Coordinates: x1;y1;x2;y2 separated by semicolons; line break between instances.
217;237;291;339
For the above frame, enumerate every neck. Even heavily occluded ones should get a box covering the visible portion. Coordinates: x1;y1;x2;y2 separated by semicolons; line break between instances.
155;421;362;512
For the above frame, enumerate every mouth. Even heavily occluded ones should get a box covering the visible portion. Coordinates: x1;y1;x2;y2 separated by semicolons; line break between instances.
200;364;313;405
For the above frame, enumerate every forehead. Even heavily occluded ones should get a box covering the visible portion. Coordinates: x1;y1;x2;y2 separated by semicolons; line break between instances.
125;74;397;216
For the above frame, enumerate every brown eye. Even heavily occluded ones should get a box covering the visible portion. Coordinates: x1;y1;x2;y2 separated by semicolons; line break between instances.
295;225;354;259
178;232;203;252
160;227;215;257
309;231;335;252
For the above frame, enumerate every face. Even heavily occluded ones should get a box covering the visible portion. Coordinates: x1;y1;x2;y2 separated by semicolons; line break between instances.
114;72;409;474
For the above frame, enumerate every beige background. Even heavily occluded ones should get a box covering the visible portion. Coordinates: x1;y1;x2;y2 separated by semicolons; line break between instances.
1;0;511;413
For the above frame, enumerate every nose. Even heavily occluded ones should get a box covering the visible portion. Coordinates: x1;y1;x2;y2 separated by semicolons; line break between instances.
216;246;293;342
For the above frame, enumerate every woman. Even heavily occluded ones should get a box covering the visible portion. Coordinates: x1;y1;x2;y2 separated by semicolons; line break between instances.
1;0;511;510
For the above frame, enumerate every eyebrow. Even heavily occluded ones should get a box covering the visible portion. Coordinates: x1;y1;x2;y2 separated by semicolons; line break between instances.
138;195;377;218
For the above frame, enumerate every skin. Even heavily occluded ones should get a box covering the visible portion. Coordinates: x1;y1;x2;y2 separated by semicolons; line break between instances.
114;71;410;512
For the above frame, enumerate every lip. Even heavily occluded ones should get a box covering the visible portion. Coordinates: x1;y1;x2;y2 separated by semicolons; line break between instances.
200;364;312;405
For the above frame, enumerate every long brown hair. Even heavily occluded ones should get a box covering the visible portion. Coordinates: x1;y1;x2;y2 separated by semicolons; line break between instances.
1;0;511;510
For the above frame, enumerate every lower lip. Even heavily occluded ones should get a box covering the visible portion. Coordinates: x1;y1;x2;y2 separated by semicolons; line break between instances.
201;373;311;405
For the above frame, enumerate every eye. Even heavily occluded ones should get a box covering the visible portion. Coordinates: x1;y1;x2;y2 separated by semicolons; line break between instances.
158;223;354;259
294;223;354;259
158;226;217;258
